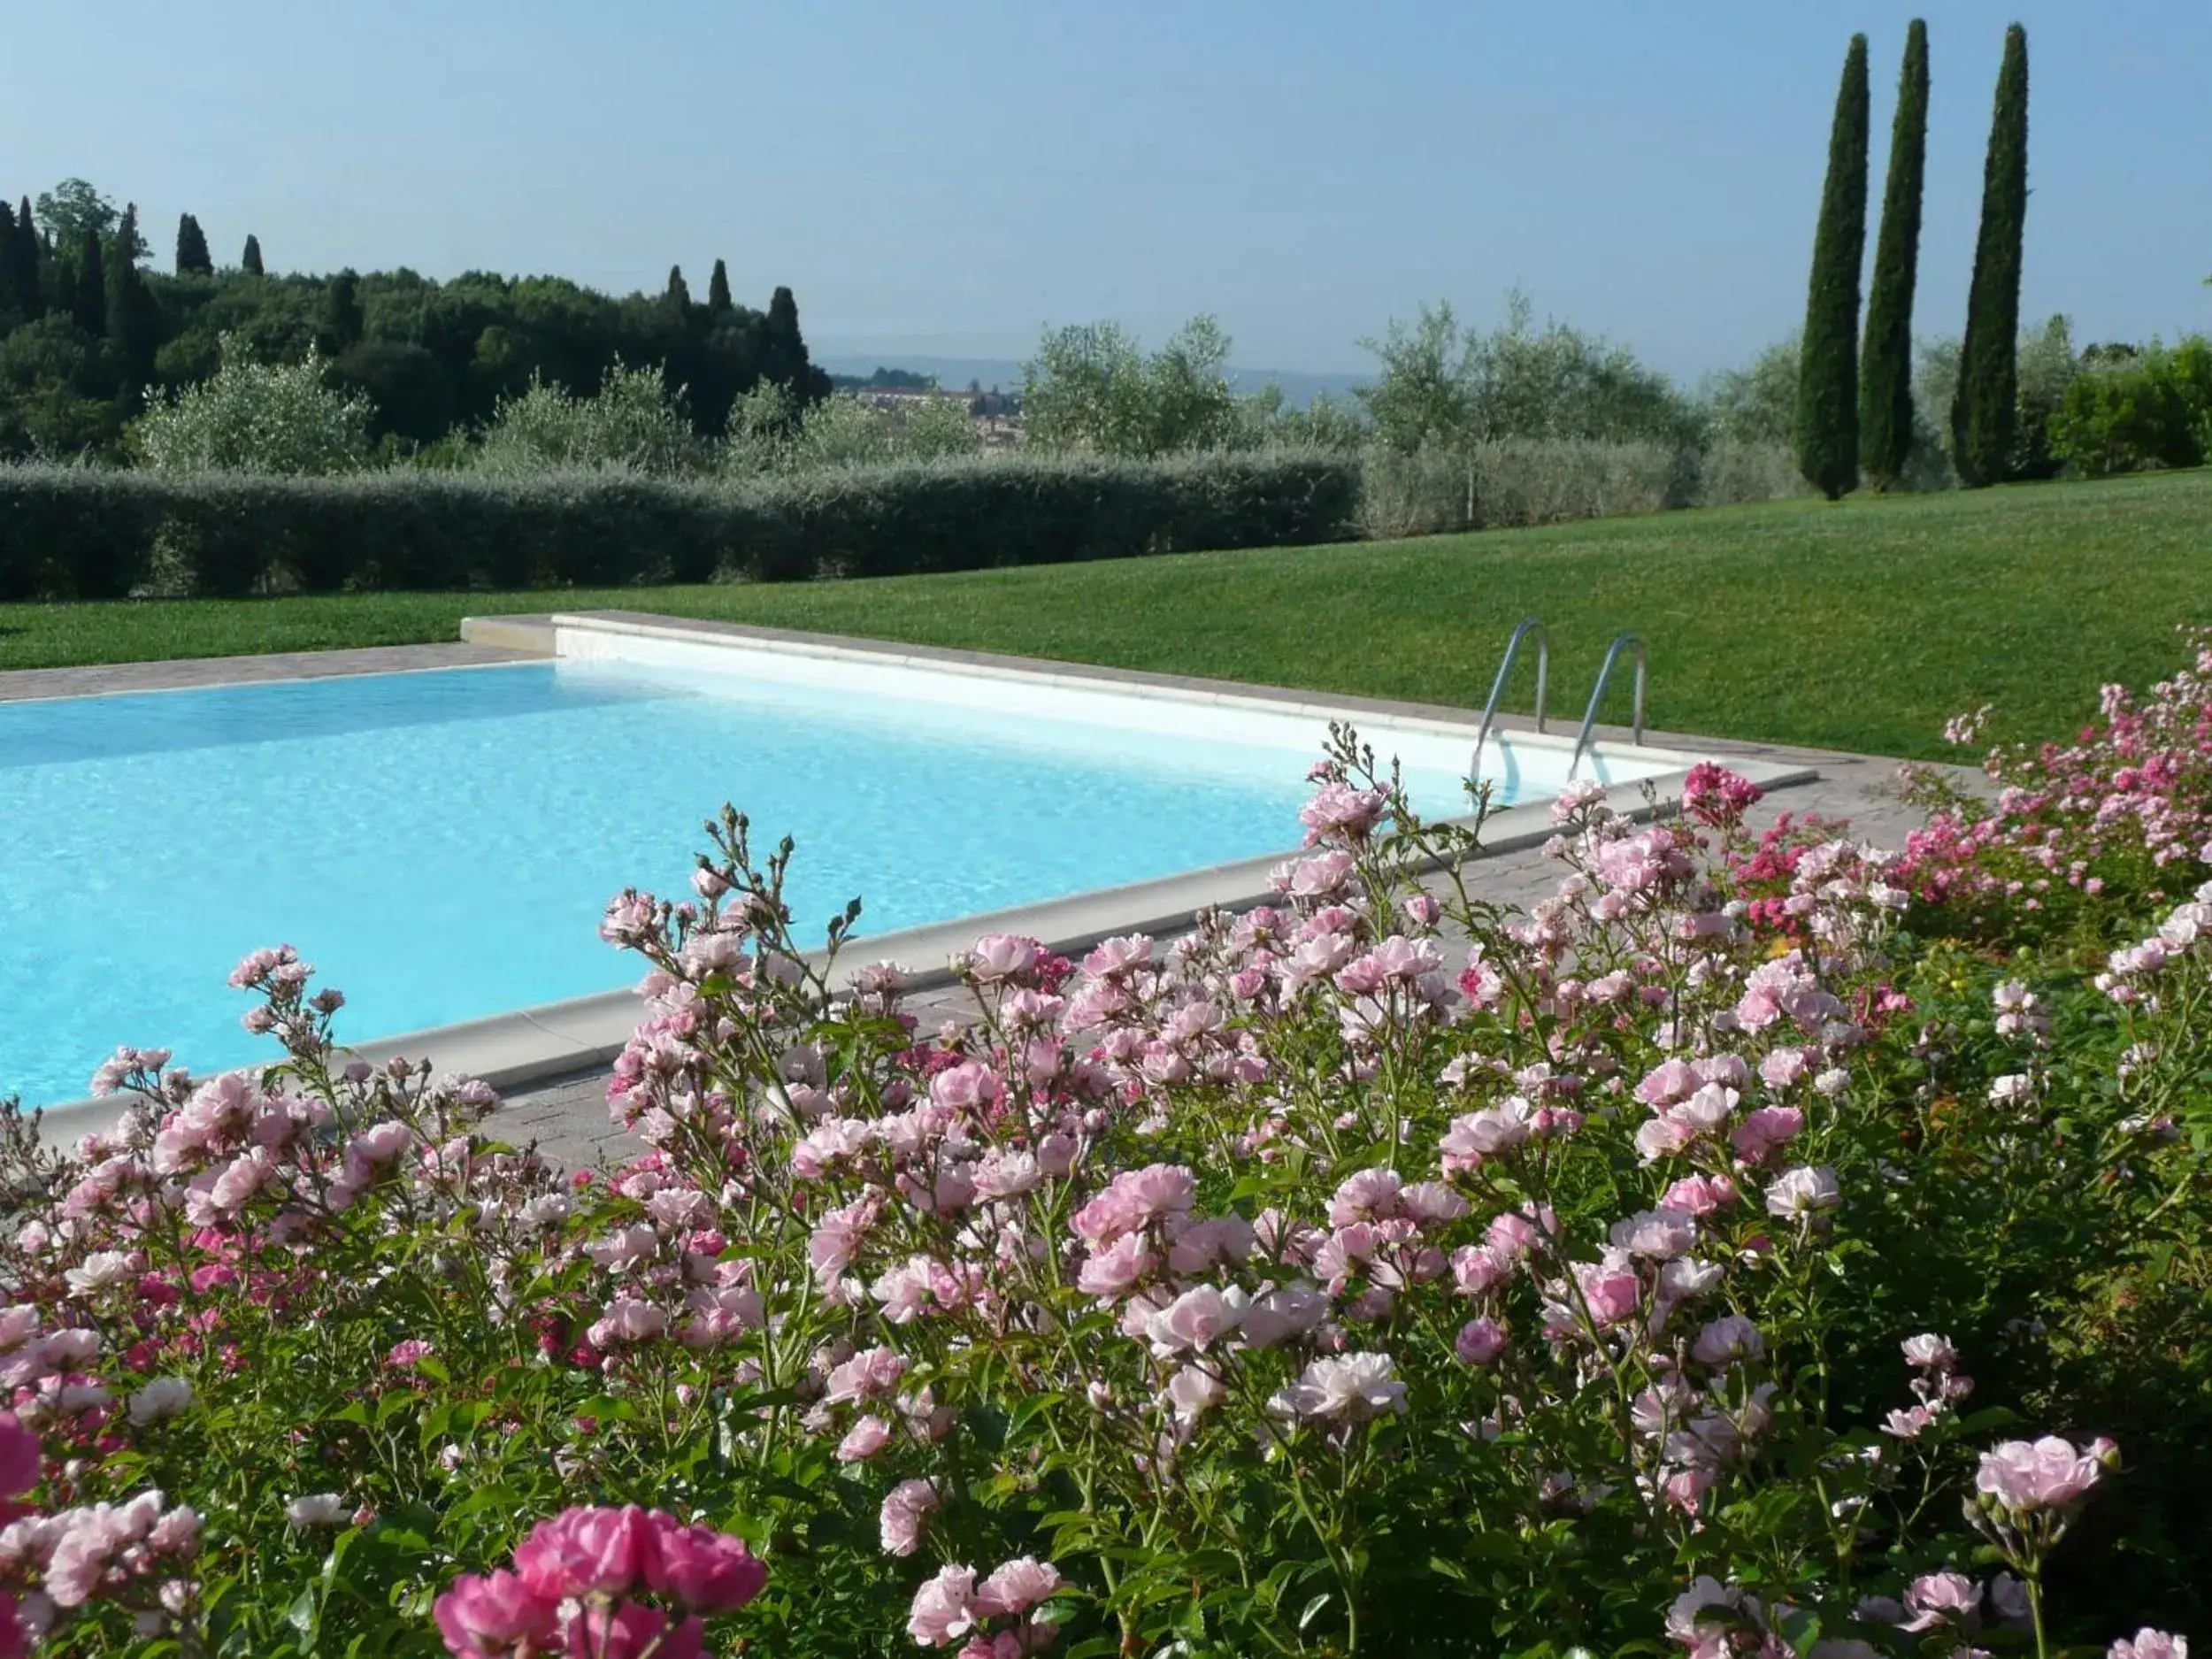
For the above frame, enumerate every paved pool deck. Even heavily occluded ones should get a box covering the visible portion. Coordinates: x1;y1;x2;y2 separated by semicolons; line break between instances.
4;615;1974;1167
0;641;540;703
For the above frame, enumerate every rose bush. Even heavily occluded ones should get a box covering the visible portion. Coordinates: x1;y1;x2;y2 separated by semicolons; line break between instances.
0;651;2206;1655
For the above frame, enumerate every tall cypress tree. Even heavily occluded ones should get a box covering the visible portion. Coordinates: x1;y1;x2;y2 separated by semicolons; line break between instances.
707;257;733;313
19;198;47;311
107;205;160;391
1859;19;1930;491
324;269;365;349
0;207;18;319
241;234;264;276
1793;33;1870;500
1952;23;2029;486
175;212;213;275
72;229;107;335
664;265;692;310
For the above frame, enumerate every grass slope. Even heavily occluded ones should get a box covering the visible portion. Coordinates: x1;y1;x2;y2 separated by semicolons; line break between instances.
4;471;2206;759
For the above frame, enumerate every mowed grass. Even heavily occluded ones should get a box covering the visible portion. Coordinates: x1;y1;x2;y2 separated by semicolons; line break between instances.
4;469;2207;759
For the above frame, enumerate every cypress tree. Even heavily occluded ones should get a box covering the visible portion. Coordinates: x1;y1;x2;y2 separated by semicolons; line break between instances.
107;205;160;390
72;228;107;335
324;269;365;349
1859;19;1929;490
1952;23;2030;486
707;257;733;312
18;198;46;311
175;212;213;276
664;265;692;310
1793;33;1870;500
242;233;264;276
766;285;801;349
0;207;17;318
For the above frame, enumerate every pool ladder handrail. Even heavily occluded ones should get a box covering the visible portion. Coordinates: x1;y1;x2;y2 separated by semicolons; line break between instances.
1470;618;1549;782
1566;632;1647;780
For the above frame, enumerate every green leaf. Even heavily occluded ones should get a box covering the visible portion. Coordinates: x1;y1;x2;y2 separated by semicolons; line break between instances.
286;1586;319;1640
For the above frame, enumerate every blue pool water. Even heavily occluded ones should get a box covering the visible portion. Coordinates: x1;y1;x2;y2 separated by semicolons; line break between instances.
0;660;1478;1106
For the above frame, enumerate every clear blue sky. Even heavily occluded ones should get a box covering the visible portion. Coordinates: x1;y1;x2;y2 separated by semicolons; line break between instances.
3;1;2205;379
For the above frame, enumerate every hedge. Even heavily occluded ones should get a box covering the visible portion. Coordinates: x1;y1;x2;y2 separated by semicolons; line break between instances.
0;451;1363;602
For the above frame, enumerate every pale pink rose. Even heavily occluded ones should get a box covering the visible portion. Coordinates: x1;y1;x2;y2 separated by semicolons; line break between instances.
1145;1286;1241;1356
1164;1364;1225;1425
1635;1059;1701;1106
1237;1281;1328;1348
879;1479;941;1557
1327;1168;1405;1226
1574;1264;1641;1330
1690;1314;1764;1366
1271;1352;1406;1422
964;934;1043;985
2108;1630;2188;1659
836;1415;893;1463
586;1298;666;1348
823;1346;909;1406
1730;1106;1805;1165
1441;1099;1534;1169
1974;1436;2109;1514
1076;1234;1156;1300
1901;1333;1959;1371
1609;1208;1697;1261
1899;1571;1980;1632
1451;1244;1514;1299
1455;1317;1508;1365
974;1555;1063;1618
1661;1174;1739;1215
1763;1165;1841;1219
1166;1214;1256;1274
908;1563;979;1647
1397;1180;1470;1226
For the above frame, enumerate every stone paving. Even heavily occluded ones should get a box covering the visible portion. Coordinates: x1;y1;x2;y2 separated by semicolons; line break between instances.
0;641;536;703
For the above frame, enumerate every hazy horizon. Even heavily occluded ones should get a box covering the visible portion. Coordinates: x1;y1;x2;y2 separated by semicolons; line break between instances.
4;1;2207;383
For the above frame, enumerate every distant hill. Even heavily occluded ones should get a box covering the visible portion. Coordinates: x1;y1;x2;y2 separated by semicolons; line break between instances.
812;354;1368;409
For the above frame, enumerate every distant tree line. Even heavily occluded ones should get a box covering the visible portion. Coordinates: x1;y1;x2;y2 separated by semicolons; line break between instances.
0;178;831;462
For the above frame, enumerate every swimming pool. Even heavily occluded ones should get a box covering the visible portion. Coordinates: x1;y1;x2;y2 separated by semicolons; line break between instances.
1;624;1687;1107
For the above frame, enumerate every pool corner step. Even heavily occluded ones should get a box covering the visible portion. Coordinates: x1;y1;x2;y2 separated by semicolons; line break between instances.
459;615;559;655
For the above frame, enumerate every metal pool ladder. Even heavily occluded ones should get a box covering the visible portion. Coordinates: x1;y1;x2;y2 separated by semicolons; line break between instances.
1567;633;1647;779
1469;621;1648;784
1470;618;1549;780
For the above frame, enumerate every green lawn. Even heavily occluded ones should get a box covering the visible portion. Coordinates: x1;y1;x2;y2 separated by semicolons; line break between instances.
5;469;2208;759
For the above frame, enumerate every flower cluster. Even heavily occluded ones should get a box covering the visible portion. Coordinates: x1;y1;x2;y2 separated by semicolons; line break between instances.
434;1505;765;1659
1899;626;2212;927
0;662;2204;1655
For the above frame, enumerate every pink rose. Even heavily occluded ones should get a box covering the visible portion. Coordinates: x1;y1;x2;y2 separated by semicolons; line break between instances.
879;1479;941;1557
836;1415;893;1463
0;1417;38;1497
1975;1435;2109;1514
433;1570;560;1657
1455;1317;1508;1365
513;1505;659;1601
909;1563;979;1647
973;1555;1063;1618
563;1601;703;1659
641;1516;766;1614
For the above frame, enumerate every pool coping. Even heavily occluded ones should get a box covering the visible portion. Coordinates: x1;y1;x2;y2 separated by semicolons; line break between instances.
24;613;1828;1141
